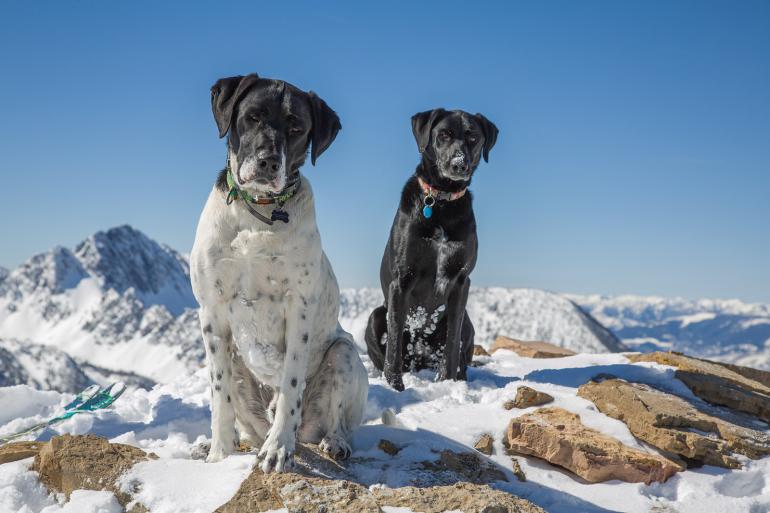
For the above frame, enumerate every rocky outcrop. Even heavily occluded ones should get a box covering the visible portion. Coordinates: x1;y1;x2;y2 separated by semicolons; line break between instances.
419;449;507;484
578;379;770;469
505;386;554;409
26;435;540;513
627;352;770;423
490;336;576;358
474;433;495;455
504;407;682;484
374;482;545;513
0;441;43;464
216;473;546;513
31;434;155;507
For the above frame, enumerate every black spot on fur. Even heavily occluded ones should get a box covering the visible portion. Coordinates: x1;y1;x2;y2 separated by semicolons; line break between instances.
216;371;223;381
227;395;231;403
215;384;221;391
300;314;306;320
338;402;343;409
282;278;289;285
203;324;213;334
292;352;298;361
290;408;295;416
304;270;309;276
291;378;297;387
302;333;308;344
209;343;217;354
269;295;275;302
296;399;301;409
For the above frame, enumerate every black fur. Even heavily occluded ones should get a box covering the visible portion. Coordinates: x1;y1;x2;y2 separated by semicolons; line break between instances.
210;74;341;193
365;109;498;391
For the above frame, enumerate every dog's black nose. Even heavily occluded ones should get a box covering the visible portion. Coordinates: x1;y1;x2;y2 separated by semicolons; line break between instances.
451;163;469;174
257;155;281;172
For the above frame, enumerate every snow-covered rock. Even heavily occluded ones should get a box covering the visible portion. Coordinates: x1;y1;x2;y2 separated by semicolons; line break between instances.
339;287;626;354
571;294;770;369
0;339;92;393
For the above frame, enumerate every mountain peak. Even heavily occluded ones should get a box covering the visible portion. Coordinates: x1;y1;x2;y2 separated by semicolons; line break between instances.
7;246;88;295
73;225;195;314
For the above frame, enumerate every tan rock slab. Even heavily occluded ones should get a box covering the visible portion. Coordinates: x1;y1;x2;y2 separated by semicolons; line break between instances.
578;379;770;469
32;434;155;507
0;441;44;465
510;386;554;409
217;472;546;513
491;336;576;358
473;433;494;455
374;482;546;513
627;352;770;423
504;407;682;484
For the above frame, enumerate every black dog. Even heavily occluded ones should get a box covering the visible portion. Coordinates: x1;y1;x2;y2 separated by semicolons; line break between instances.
365;108;498;390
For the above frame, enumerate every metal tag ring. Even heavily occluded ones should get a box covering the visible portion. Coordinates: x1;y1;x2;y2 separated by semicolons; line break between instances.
424;195;436;207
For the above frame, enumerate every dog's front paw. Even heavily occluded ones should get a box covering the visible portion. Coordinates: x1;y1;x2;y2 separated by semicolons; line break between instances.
385;369;405;391
205;442;231;463
191;441;211;461
319;434;352;461
257;429;296;473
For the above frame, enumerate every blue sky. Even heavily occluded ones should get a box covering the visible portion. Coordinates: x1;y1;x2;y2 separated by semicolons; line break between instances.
1;1;768;301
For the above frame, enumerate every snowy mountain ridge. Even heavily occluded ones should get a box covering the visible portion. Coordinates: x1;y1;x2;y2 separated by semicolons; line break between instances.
1;225;769;392
0;226;203;386
570;293;770;370
0;226;625;390
339;287;625;355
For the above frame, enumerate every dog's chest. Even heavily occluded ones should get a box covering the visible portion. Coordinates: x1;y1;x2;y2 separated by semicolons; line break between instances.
427;226;464;295
214;227;321;385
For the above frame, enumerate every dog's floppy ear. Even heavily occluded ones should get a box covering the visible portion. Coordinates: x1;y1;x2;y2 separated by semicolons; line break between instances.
474;113;499;162
210;74;260;138
308;92;341;165
411;108;446;154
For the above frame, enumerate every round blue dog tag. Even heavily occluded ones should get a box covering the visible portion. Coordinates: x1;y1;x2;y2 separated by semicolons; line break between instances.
422;205;433;218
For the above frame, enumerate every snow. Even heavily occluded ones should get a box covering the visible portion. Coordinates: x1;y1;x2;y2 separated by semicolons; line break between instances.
3;349;770;512
571;293;770;370
2;227;770;511
0;459;122;513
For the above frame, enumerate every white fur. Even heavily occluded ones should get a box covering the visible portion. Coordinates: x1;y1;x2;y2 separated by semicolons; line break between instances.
231;149;288;194
190;174;367;471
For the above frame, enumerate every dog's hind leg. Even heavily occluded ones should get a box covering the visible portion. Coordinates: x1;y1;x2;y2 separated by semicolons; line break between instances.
364;305;388;371
200;307;239;462
300;333;368;460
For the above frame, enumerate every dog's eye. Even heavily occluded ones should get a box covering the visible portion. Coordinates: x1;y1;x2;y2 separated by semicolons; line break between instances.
438;130;452;141
468;135;478;143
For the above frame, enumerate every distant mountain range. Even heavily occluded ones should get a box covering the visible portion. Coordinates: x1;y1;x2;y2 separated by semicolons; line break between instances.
0;226;768;392
570;294;770;370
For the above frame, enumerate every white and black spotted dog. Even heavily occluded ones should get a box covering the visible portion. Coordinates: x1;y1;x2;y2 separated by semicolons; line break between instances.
190;73;368;472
